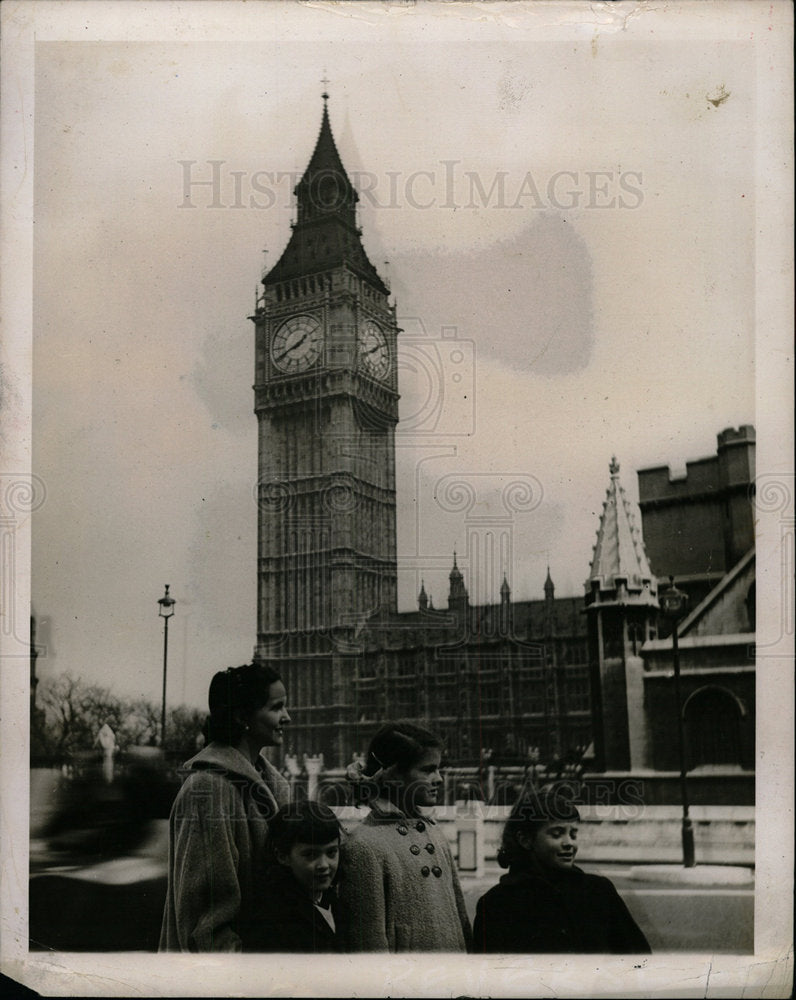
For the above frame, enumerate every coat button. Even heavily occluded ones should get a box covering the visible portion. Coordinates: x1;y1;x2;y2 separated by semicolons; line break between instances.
432;866;442;878
410;844;421;855
421;866;430;877
425;843;435;854
415;821;426;832
397;825;408;836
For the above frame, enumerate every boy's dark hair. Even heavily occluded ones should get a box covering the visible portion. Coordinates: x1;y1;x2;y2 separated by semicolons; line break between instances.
266;801;342;864
497;785;581;869
204;663;282;745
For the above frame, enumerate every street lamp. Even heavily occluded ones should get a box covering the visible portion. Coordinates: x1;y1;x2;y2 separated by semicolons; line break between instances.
158;584;176;749
659;576;694;868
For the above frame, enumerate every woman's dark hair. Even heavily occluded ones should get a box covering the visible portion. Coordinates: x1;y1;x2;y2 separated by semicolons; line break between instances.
497;785;581;869
203;663;282;745
349;720;443;806
266;801;342;866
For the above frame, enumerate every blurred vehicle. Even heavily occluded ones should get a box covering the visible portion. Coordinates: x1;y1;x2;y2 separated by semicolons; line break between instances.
29;750;177;951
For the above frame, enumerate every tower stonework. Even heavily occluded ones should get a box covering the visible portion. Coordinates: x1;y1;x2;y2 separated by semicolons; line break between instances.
251;98;399;764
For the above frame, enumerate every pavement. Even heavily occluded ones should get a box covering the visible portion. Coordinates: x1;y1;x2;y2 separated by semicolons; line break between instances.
458;859;754;890
626;863;754;885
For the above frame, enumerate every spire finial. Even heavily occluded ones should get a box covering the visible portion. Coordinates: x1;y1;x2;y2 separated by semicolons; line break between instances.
321;70;330;104
610;455;620;476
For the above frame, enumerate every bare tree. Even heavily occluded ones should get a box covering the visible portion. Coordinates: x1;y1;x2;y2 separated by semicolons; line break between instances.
32;672;205;760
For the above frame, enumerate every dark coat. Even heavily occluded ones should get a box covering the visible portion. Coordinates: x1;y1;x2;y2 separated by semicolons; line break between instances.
473;865;651;954
244;864;341;953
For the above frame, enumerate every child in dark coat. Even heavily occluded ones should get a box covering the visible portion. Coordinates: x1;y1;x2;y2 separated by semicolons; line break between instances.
243;801;343;952
473;787;651;954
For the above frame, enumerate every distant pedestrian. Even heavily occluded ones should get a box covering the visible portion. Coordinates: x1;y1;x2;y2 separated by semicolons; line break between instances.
159;663;291;951
338;721;471;952
473;787;650;954
244;801;343;952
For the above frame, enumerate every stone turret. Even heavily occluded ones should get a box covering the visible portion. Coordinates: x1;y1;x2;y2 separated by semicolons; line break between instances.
586;458;658;772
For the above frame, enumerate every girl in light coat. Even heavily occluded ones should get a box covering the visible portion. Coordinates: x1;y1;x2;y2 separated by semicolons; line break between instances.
339;721;471;952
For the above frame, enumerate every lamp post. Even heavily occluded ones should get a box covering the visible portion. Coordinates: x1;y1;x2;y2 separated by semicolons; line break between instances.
158;584;176;749
659;576;695;868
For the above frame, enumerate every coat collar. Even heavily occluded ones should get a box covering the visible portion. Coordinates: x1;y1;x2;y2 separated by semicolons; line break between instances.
183;741;283;788
500;864;585;890
366;799;436;825
263;862;339;902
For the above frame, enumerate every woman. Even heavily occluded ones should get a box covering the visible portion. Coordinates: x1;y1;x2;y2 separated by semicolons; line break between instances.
473;786;651;954
159;663;291;951
338;721;471;952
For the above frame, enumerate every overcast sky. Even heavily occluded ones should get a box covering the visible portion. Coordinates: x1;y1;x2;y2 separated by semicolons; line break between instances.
28;9;762;712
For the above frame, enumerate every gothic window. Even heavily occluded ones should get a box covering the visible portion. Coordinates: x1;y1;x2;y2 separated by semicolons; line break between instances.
685;687;744;769
603;619;623;659
478;676;501;716
565;675;591;713
628;623;644;655
398;655;415;677
389;654;417;716
745;582;756;633
516;685;544;716
355;681;378;721
434;681;457;716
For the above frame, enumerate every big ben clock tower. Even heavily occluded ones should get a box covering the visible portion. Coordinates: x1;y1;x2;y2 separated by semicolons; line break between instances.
251;94;399;763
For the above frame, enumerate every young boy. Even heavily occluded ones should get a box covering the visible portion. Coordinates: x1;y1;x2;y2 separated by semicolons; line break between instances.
244;801;343;952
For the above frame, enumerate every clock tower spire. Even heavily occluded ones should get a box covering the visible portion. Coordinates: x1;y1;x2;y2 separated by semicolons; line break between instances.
251;98;399;764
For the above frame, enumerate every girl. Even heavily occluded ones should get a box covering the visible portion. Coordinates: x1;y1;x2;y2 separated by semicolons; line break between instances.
338;721;471;952
473;787;651;953
245;801;343;952
159;663;291;951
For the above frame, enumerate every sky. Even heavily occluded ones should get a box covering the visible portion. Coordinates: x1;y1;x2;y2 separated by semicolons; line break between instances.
26;8;763;713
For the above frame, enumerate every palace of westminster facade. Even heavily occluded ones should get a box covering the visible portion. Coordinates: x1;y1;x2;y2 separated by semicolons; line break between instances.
250;98;756;782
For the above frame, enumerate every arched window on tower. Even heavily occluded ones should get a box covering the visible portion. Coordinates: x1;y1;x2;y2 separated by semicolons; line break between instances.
628;622;644;655
684;686;745;769
745;581;756;633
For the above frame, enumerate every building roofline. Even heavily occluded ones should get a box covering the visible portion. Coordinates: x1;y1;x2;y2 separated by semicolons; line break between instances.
678;546;755;636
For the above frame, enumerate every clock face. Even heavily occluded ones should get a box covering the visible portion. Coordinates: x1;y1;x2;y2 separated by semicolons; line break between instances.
271;315;323;374
358;320;390;381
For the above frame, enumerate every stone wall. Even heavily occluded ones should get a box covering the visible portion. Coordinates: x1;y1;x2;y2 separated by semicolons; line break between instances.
333;803;755;868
